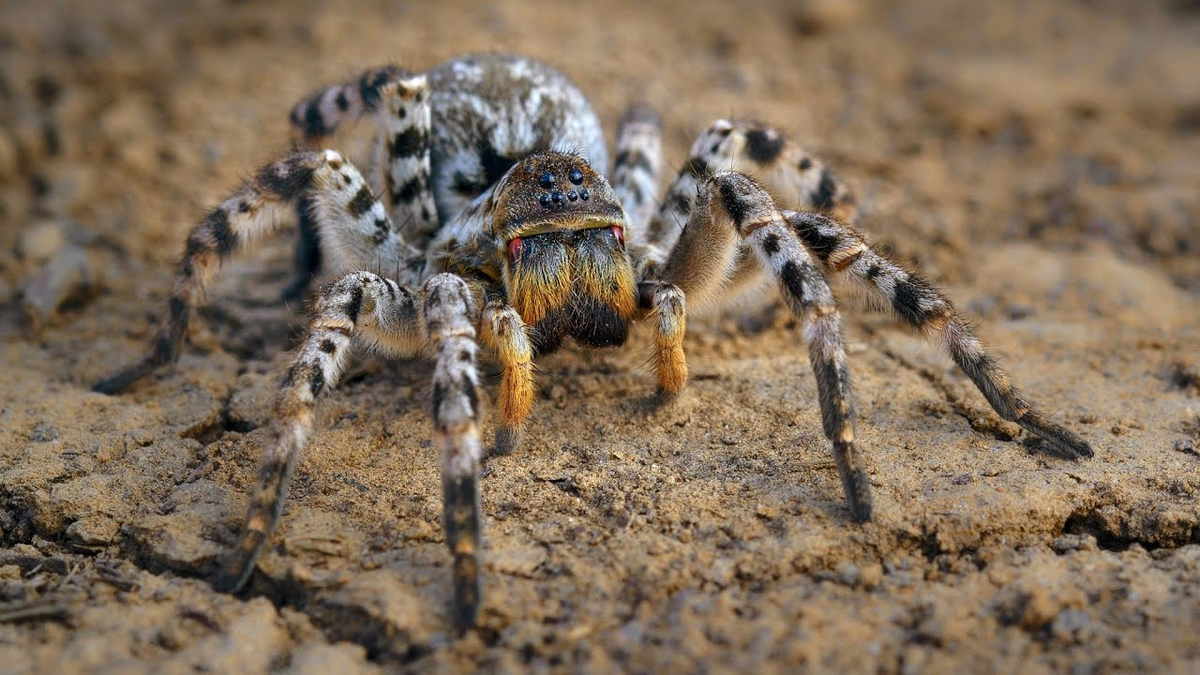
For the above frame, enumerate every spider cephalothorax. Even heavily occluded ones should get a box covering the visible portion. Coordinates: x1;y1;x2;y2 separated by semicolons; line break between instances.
494;152;637;353
92;53;1093;632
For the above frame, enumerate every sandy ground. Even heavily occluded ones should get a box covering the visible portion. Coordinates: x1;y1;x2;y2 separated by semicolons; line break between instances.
1;0;1198;672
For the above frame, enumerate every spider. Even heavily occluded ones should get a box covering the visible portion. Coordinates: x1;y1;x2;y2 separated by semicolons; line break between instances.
92;53;1093;630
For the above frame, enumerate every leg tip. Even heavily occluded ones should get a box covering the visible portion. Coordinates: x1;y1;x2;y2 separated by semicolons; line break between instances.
491;426;524;457
212;564;253;595
849;500;873;523
451;553;481;634
1018;413;1095;460
651;387;682;407
91;368;142;395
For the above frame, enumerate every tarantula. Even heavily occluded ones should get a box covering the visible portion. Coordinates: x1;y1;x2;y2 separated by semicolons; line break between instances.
92;54;1093;630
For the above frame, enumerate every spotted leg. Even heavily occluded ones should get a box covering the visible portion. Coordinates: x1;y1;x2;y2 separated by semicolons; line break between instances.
640;119;857;289
285;67;440;298
612;103;664;242
92;149;416;394
479;301;535;456
784;210;1094;459
424;274;486;631
213;271;423;593
654;171;872;521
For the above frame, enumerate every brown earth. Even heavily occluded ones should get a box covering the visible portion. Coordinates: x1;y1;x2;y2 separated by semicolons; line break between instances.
1;0;1199;672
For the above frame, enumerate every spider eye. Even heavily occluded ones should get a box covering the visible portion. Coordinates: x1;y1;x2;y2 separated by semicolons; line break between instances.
610;225;625;249
508;236;524;261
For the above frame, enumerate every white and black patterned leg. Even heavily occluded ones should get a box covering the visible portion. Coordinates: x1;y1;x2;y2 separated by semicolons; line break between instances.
612;103;663;242
214;271;423;593
639;119;857;282
423;274;485;631
655;171;872;521
92;150;418;394
289;67;439;246
288;65;409;146
783;210;1094;459
376;75;440;245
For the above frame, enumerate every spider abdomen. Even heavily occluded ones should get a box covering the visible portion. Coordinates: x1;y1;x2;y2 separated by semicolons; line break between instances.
426;54;608;223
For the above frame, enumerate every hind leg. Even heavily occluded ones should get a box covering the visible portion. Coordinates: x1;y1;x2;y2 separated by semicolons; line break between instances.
93;150;417;393
282;68;441;298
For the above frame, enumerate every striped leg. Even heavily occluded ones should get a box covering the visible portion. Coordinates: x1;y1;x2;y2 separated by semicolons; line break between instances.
92;149;416;394
290;67;440;246
656;172;872;521
479;301;534;456
612;104;663;242
784;210;1094;459
214;271;423;593
639;119;857;286
423;274;486;631
289;65;409;145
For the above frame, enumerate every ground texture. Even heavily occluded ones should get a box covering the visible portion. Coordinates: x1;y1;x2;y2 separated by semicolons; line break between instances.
1;0;1198;672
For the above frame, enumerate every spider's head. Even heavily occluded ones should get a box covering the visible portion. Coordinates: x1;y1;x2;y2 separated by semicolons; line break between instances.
492;152;637;354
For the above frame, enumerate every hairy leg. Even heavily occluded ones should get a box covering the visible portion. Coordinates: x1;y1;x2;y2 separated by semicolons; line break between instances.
612;103;663;243
423;274;486;631
286;66;440;293
653;171;872;521
478;301;535;456
214;271;423;593
639;119;857;278
92;149;417;394
784;210;1093;459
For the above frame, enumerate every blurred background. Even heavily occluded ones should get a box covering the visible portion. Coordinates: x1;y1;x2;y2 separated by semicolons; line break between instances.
2;0;1197;305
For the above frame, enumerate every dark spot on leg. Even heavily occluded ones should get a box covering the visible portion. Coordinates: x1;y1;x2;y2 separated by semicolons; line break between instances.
892;278;932;327
452;171;481;197
309;367;325;398
391;127;428;158
393;176;423;203
259;157;316;199
781;260;808;305
206;208;237;257
347;184;374;218
615;149;654;174
812;168;840;210
762;232;781;256
798;157;813;171
669;191;692;216
791;214;841;262
431;381;445;420
717;178;751;227
319;339;336;354
343;285;364;323
684;157;710;178
335;90;349;111
744;128;785;163
302;102;326;138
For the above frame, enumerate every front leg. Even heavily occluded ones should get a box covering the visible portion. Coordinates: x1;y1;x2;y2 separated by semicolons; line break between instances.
653;172;872;521
478;301;535;456
783;210;1093;459
424;274;486;631
214;271;423;593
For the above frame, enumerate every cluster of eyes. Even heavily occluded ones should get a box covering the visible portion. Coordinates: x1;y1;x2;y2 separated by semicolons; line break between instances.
537;167;590;208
